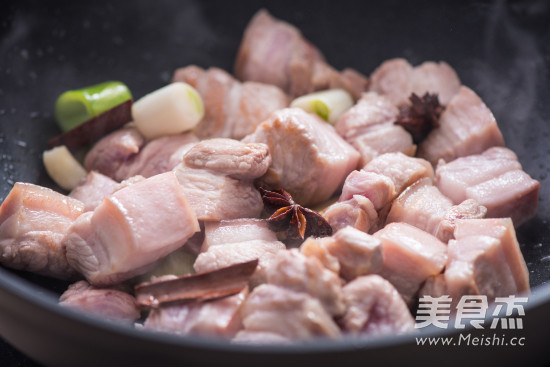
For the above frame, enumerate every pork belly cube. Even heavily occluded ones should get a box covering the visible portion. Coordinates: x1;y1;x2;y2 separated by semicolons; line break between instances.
182;138;271;180
453;218;530;293
59;280;140;323
334;92;415;166
369;58;461;106
335;92;399;141
0;183;84;278
201;219;277;252
194;240;285;286
84;125;145;179
341;275;415;337
69;171;119;212
115;133;199;180
410;61;462;105
373;222;447;304
174;138;271;221
445;235;520;309
363;152;434;195
175;166;264;221
436;146;539;226
387;178;487;242
235;9;321;96
303;226;383;281
466;170;539;226
266;249;345;316
84;127;198;182
386;178;454;236
422;218;530;309
351;124;416;167
435;199;487;243
368;58;413;107
234;9;367;99
144;288;248;338
332;170;396;233
237;284;341;341
329;226;384;281
300;237;341;274
244;108;360;207
418;86;505;165
340;171;396;211
436;147;522;204
173;66;289;140
322;195;378;234
65;172;199;286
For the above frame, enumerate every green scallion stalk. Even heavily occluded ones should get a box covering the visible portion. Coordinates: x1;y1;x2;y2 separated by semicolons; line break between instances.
290;89;354;125
54;81;132;132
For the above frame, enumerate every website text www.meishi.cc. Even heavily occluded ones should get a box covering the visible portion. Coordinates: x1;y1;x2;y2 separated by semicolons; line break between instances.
416;333;526;347
414;294;528;347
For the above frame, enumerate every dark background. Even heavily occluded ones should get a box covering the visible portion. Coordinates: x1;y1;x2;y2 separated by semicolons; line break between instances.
1;0;550;366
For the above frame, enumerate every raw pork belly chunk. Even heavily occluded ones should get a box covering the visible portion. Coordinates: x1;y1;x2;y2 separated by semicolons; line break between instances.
0;183;84;278
386;178;453;236
300;226;383;281
174;138;271;221
418;86;505;165
173;65;288;140
436;199;488;243
323;152;434;232
373;222;447;305
335;92;415;166
368;58;461;106
69;171;119;212
84;125;199;182
64;172;199;286
195;217;284;286
244;108;359;207
386;177;487;242
235;284;341;342
436;147;539;226
59;280;140;323
201;219;277;252
265;249;345;316
194;241;285;287
115;133;199;180
84;125;145;180
362;152;434;195
339;170;396;212
421;218;530;309
321;194;378;233
341;275;415;338
145;288;248;338
235;10;368;99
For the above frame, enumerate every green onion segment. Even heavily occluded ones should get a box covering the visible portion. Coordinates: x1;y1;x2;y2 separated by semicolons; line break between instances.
54;81;132;132
290;89;354;125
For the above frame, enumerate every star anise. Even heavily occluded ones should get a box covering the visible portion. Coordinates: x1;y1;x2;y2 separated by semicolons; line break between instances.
395;92;444;144
259;187;333;246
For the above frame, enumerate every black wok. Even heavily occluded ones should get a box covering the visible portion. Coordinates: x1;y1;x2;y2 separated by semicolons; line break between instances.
1;0;550;366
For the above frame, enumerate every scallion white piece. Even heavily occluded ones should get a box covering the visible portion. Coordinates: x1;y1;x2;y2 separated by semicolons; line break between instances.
290;89;354;124
43;145;87;190
132;82;204;140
